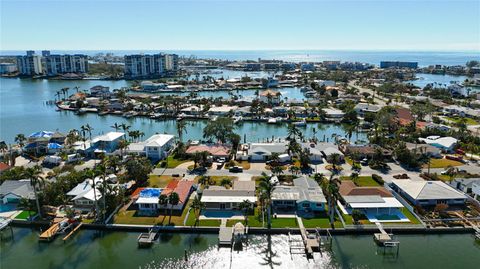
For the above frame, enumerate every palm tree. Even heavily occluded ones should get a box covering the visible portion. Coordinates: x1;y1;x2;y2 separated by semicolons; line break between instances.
117;139;128;157
288;165;300;175
329;153;342;172
15;133;26;149
111;122;121;132
258;173;274;229
271;166;284;176
95;162;108;223
84;168;99;220
189;195;205;226
158;194;169;216
168;192;180;224
220;178;232;188
321;175;341;228
24;165;43;218
120;124;131;140
176;120;187;143
81;124;94;140
239;200;252;226
350;172;359;186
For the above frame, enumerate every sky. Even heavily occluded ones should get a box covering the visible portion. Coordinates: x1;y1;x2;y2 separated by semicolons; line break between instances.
1;0;479;51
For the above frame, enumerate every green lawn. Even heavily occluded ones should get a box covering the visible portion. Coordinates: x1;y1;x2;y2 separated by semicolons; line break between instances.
113;200;192;226
340;176;381;187
425;158;463;169
302;213;343;228
157;156;190;168
271;217;298;228
400;208;421;224
14;210;36;220
445;116;479;126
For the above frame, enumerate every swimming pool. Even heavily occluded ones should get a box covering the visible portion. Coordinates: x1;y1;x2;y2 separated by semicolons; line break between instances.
0;203;17;213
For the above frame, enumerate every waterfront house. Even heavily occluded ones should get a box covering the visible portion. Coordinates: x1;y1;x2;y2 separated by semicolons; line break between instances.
323;108;345;120
247;142;288;162
67;179;102;213
301;142;343;163
341;144;392;160
473;181;480;201
354;103;381;116
25;131;66;155
391;179;467;207
271;177;326;213
418;136;458;152
314;79;335;87
88;132;125;155
200;181;256;211
0;180;35;204
338;181;407;223
127;134;175;161
135;188;162;213
160;180;194;211
90;85;111;98
208;105;238;116
259;89;281;105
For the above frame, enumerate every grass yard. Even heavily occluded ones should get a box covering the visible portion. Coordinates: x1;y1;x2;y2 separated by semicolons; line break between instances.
14;210;36;220
340;176;381;187
425;158;463;169
445;116;479;126
157;156;190;168
302;212;343;228
271;217;298;228
400;208;421;224
148;175;181;188
194;176;238;186
113;199;192;226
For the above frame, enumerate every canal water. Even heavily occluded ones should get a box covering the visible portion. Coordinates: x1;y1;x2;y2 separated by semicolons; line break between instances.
0;77;362;144
1;228;479;269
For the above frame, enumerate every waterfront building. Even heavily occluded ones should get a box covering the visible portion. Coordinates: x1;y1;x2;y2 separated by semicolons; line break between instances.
314;79;336;87
380;61;418;69
44;52;89;75
160;180;194;210
0;63;17;74
186;144;231;159
244;63;261;71
271;176;326;212
338;181;407;223
124;53;178;79
391;179;467;206
300;63;315;71
140;81;167;91
281;63;296;71
201;181;256;211
16;51;43;75
67;179;103;213
127;134;175;161
89;85;111;98
354;103;381;116
301;142;343;163
83;132;125;156
0;180;35;204
247;142;288;162
449;178;480;197
259;89;281;104
135;188;163;213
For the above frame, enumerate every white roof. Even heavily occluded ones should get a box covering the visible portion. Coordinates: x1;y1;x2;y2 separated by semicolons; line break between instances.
72;188;102;201
145;134;175;147
347;197;404;209
201;195;257;203
208;105;238;113
393;179;466;200
419;136;458;149
136;197;159;204
91;132;124;143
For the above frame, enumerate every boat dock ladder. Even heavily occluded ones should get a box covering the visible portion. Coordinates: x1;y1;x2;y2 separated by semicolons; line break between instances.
137;226;160;247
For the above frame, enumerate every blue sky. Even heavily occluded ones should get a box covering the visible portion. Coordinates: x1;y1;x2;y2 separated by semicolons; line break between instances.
1;0;479;51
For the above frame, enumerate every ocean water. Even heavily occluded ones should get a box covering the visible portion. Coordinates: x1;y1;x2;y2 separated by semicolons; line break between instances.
2;50;479;67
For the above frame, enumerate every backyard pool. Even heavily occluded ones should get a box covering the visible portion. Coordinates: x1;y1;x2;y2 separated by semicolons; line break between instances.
0;202;16;213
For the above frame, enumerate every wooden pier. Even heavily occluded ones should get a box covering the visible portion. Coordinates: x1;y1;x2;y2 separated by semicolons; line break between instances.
137;226;160;248
218;226;233;246
39;218;67;242
63;223;83;242
374;222;400;255
294;217;323;257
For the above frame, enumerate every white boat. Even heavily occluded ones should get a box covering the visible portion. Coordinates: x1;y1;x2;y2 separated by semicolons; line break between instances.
233;116;243;124
210;115;218;121
293;119;307;127
267;117;277;124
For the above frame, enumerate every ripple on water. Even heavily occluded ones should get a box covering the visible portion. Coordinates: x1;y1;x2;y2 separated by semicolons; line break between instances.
142;234;336;269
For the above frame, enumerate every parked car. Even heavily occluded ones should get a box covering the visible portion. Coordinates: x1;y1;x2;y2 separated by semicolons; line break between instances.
217;157;226;163
229;166;243;173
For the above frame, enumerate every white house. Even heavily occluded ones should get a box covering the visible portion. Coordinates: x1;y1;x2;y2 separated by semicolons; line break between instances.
418;136;458;152
127;134;175;160
259;89;281;104
323;108;345;119
201;181;257;211
391;179;467;206
135;188;163;213
247;142;288;162
272;177;326;212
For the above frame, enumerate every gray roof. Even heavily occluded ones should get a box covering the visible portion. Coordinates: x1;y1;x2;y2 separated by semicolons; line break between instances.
393;179;467;200
249;143;287;155
272;186;300;201
202;189;255;197
0;180;35;199
272;177;326;203
233;181;256;191
344;195;384;203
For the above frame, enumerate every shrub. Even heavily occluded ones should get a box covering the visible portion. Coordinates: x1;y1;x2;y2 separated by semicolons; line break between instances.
371;174;384;185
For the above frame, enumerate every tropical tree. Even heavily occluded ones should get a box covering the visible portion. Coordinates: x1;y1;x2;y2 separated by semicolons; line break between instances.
158;194;169;215
15;134;26;149
350;172;359;186
111;122;121;132
271;166;284;176
220;178;232;188
202;117;235;143
189;195;205;226
176;120;188;143
299;148;311;170
329;153;342;172
168;192;180;224
320;175;341;228
81;124;94;140
239;200;252;226
288;165;300;175
258;173;274;229
24;165;43;218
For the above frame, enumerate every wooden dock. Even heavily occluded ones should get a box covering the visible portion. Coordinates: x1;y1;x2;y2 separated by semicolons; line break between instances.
63;223;82;241
218;226;233;246
296;217;320;257
137;226;160;248
39;218;67;242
